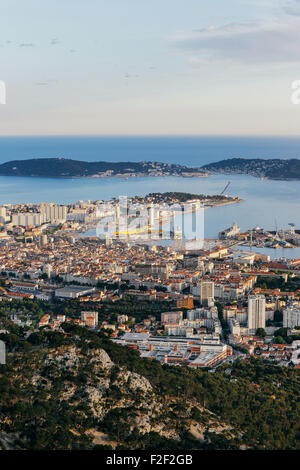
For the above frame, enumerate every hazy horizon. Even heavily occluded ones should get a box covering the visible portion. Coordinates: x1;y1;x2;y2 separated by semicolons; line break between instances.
2;133;300;139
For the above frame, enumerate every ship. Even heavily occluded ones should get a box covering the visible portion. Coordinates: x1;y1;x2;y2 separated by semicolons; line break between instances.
218;222;240;239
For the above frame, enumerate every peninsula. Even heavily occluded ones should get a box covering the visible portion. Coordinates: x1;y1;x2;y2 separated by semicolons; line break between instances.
0;158;207;178
202;158;300;180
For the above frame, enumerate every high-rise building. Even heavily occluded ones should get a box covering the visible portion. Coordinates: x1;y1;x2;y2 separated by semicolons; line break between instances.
248;295;266;332
283;305;300;329
11;212;43;227
200;280;214;306
0;207;7;224
40;203;67;223
42;263;53;278
149;205;155;228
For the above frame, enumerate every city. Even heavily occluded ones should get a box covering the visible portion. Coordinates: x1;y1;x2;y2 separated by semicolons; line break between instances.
1;0;300;458
0;198;299;373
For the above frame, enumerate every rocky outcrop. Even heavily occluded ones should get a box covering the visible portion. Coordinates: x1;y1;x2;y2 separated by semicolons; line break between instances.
0;344;235;450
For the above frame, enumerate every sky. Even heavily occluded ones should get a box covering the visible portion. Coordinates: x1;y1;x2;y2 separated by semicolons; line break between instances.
1;0;300;136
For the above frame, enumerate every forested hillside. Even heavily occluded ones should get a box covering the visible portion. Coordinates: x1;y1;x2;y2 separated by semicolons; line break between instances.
0;320;299;450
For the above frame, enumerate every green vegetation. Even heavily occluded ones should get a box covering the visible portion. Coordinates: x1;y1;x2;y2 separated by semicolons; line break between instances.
144;192;234;203
0;319;299;450
256;275;300;292
202;158;300;180
256;328;266;338
0;158;205;178
45;224;62;235
0;296;172;328
215;301;229;341
274;327;300;344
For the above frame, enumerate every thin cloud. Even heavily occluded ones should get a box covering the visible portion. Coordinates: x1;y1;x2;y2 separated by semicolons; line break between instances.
173;18;300;64
35;79;58;86
19;43;35;48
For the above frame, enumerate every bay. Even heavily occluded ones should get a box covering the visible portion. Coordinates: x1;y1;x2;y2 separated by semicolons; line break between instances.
0;136;299;258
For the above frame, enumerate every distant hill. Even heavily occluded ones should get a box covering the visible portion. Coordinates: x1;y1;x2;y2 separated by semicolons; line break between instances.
0;158;206;178
1;157;300;180
202;157;300;180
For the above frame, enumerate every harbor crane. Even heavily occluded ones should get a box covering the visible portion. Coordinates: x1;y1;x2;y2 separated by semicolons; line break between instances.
220;181;231;196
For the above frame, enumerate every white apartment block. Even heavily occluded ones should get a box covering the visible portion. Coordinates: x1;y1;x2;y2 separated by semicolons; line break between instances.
248;295;266;332
40;203;67;223
228;318;241;336
161;311;183;324
0;206;7;223
11;212;43;227
200;280;215;306
283;305;300;329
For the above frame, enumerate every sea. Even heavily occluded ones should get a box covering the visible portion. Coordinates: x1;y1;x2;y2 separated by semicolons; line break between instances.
0;135;300;259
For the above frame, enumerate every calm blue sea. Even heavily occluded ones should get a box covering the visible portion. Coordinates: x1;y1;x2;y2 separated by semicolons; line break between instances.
0;135;300;166
0;135;300;258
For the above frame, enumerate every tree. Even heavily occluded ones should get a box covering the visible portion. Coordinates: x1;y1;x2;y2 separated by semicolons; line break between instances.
274;327;288;338
40;273;48;280
274;310;283;323
256;328;266;338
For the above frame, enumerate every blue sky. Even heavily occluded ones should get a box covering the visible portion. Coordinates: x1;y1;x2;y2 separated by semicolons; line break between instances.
1;0;300;135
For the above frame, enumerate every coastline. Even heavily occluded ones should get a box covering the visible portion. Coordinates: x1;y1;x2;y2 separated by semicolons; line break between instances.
207;171;300;181
0;172;210;179
204;198;244;207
